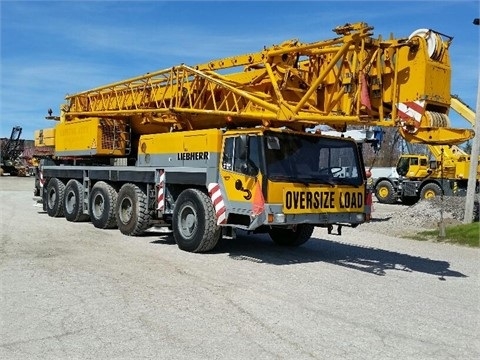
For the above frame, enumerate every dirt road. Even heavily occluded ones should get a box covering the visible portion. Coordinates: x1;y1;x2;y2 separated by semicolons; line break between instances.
1;177;479;359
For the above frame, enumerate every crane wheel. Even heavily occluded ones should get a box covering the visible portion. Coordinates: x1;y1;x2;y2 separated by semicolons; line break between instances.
64;179;90;222
269;224;314;246
89;181;118;229
375;180;397;204
116;183;151;236
172;189;221;253
420;183;442;200
46;178;65;217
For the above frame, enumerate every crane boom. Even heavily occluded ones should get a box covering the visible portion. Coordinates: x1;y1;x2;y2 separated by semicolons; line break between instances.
450;95;475;125
55;22;472;146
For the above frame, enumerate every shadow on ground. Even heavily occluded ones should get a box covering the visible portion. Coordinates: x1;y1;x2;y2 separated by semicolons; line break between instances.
151;231;466;280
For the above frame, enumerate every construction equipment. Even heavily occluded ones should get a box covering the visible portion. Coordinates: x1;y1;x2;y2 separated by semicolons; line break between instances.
1;126;26;176
374;96;479;204
34;22;473;252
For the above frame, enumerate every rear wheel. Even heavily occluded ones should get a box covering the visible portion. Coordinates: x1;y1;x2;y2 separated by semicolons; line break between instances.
116;183;151;236
269;224;314;247
375;180;397;204
420;183;442;200
46;178;65;217
173;189;221;253
89;181;118;229
64;179;90;222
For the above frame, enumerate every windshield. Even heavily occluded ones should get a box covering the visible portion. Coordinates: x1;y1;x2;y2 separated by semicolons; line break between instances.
396;157;410;176
264;131;364;186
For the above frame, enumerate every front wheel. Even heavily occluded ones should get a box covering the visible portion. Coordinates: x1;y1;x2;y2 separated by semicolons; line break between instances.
173;189;221;253
375;180;397;204
269;224;314;247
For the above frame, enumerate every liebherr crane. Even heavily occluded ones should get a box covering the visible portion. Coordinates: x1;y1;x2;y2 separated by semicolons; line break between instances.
34;22;473;252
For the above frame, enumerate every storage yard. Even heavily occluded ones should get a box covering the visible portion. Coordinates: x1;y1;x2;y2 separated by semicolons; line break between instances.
1;6;479;359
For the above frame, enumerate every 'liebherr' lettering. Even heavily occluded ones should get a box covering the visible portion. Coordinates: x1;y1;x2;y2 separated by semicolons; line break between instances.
177;152;209;161
285;191;363;210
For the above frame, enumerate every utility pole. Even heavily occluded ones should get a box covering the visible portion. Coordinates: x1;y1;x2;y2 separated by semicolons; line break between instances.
463;18;480;224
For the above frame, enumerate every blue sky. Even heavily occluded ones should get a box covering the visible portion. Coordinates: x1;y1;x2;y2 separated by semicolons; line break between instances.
1;0;479;139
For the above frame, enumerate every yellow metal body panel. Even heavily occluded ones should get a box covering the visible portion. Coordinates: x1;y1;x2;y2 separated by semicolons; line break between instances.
34;128;55;147
220;169;261;203
400;154;480;181
139;128;223;155
395;38;450;105
55;118;127;156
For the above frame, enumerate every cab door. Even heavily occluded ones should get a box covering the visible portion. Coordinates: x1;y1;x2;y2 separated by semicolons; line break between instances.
219;135;264;213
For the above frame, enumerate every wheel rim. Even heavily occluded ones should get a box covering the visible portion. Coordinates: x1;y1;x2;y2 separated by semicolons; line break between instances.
378;186;389;199
92;193;105;219
65;190;76;213
423;190;436;199
178;204;197;239
48;188;56;208
119;196;133;224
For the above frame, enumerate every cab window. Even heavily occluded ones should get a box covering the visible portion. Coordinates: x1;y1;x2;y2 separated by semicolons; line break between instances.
222;136;260;175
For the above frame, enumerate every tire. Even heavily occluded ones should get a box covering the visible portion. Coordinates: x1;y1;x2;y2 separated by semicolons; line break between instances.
172;189;221;253
420;183;442;201
269;224;314;247
64;179;90;222
46;178;65;217
116;183;151;236
375;180;397;204
89;181;118;229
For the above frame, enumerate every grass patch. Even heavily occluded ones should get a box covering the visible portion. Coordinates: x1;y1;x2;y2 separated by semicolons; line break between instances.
410;223;479;247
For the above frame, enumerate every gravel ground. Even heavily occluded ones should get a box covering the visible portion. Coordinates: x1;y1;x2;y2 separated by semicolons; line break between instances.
2;176;479;359
360;195;480;238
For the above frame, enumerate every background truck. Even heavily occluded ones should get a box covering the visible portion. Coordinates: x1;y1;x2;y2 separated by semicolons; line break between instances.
373;96;479;204
34;22;473;252
0;126;27;176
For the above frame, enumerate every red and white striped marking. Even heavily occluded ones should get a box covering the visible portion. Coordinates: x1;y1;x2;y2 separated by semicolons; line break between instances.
396;100;425;133
208;183;226;225
157;170;165;211
39;169;45;188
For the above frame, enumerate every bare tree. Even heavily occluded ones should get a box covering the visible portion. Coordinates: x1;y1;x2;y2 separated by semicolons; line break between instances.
362;127;402;168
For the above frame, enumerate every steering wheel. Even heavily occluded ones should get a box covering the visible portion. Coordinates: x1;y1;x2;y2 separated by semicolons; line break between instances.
331;167;343;175
318;167;343;176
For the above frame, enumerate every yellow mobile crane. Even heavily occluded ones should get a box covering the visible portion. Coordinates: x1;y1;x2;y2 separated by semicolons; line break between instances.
34;22;473;252
375;96;479;204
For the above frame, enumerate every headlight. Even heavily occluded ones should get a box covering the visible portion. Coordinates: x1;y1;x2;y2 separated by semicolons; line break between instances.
355;213;365;222
274;213;286;223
